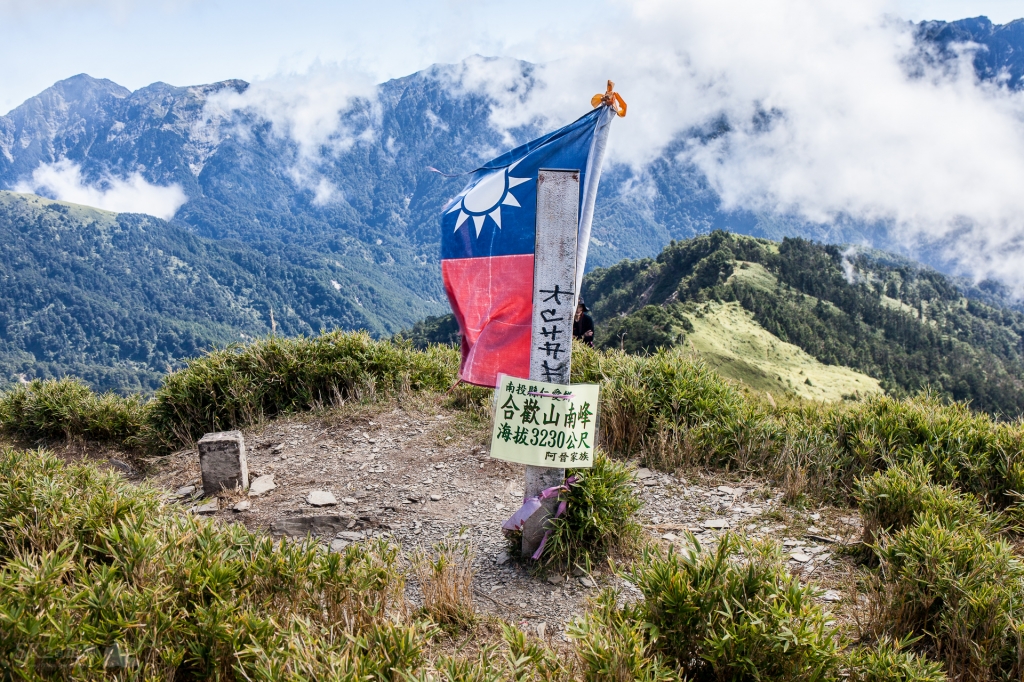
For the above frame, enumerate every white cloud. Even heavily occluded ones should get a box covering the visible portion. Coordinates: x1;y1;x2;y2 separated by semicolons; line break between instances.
442;0;1024;294
204;61;378;201
15;159;187;219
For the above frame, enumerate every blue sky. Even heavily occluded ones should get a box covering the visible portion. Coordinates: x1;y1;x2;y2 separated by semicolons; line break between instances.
2;0;1023;113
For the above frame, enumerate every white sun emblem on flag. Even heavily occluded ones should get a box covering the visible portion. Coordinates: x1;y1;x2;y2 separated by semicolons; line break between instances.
446;159;531;237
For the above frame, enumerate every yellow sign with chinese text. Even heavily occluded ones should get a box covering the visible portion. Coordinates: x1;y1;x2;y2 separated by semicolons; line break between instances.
489;373;600;468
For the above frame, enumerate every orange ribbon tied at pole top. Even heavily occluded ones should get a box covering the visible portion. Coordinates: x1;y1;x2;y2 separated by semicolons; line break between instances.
591;80;627;117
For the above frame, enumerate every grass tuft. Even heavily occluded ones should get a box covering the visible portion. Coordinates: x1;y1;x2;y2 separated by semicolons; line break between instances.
412;537;476;629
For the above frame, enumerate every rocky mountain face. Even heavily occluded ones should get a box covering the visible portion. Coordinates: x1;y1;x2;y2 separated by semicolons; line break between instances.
917;16;1024;89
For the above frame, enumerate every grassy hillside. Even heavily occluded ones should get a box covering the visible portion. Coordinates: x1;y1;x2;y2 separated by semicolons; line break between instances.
685;300;881;401
0;191;444;393
582;231;1024;417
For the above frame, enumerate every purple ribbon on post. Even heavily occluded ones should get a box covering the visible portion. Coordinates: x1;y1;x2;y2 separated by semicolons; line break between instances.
502;475;579;560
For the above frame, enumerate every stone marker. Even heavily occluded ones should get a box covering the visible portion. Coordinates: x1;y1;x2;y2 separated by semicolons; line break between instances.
307;490;338;507
198;431;248;496
248;474;276;497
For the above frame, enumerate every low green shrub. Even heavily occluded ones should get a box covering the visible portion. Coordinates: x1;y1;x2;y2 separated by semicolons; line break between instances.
855;458;1003;543
575;343;1024;507
843;638;946;682
580;535;842;682
0;378;148;449
869;507;1024;680
541;453;643;570
146;332;459;449
568;590;676;682
412;537;476;628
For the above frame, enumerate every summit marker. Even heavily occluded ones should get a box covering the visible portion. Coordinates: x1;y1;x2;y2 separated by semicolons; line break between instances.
440;82;625;557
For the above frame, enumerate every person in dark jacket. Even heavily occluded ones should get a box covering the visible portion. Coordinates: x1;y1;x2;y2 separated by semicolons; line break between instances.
573;300;595;347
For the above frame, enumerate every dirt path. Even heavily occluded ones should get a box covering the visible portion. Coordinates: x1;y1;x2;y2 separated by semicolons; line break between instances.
96;396;865;638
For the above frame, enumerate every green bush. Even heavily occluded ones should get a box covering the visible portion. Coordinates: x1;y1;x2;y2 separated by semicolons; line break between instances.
3;333;1024;516
587;536;842;682
0;378;148;449
574;343;1024;507
855;459;1003;543
869;510;1024;680
843;638;946;682
568;590;677;682
542;453;643;570
596;305;689;354
146;332;459;448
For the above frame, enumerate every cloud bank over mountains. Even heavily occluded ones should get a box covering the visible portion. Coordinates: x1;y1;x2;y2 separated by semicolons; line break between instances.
14;160;187;219
6;0;1024;294
203;63;379;205
442;0;1024;292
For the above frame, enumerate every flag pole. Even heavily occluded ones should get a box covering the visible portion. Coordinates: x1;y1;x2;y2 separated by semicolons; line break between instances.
521;82;623;560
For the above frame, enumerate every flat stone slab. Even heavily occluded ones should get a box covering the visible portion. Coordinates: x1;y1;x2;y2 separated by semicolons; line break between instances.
821;590;843;602
198;431;248;496
248;474;276;497
270;515;355;538
336;531;365;541
307;490;338;507
232;500;251;512
636;468;654;479
790;552;813;563
195;499;219;515
701;519;730;529
330;538;350;553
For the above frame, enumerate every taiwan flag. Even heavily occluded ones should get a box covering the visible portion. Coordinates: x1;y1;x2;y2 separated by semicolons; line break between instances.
440;106;615;387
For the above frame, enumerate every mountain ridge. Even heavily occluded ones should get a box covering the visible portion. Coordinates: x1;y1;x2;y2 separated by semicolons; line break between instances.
3;17;1024;394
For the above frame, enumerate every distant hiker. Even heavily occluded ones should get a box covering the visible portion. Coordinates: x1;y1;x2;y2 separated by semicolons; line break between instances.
573;300;595;347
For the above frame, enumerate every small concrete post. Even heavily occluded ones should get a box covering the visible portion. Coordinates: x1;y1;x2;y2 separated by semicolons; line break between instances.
522;169;580;558
198;430;249;496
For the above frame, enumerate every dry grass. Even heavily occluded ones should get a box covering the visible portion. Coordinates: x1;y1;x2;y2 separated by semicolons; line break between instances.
413;537;477;628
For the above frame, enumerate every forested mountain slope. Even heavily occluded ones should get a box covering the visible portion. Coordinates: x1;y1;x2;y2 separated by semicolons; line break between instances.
581;232;1024;417
0;191;433;391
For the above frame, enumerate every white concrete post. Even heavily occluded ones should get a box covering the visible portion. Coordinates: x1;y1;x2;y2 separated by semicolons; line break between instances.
521;169;580;558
